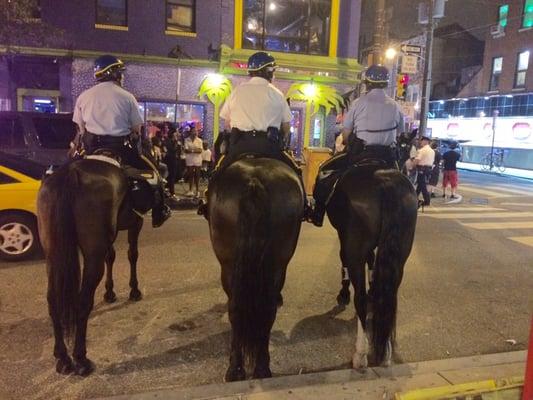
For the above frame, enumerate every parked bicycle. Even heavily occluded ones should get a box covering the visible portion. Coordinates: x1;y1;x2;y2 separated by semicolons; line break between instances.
480;149;505;173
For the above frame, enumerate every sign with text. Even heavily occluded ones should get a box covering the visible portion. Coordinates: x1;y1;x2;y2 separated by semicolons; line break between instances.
401;55;418;74
401;44;422;54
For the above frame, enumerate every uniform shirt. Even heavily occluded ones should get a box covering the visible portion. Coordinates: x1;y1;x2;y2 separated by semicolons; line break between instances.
415;144;435;167
184;136;203;167
343;89;404;146
220;77;292;131
442;150;461;171
73;81;143;137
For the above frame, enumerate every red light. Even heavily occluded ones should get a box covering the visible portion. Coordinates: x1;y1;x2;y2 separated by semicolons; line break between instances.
400;75;409;85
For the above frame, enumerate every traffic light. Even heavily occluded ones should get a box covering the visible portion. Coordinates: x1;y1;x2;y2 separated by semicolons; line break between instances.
396;74;409;100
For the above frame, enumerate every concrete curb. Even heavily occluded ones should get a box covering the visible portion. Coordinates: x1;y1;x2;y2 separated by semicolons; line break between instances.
93;351;527;400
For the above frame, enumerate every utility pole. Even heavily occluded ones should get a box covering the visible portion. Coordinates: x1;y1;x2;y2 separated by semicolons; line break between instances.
418;0;434;136
371;0;387;65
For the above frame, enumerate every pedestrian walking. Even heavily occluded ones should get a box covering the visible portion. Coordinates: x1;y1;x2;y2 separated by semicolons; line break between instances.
184;126;203;197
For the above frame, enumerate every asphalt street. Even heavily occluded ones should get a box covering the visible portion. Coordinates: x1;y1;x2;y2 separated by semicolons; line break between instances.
0;170;532;400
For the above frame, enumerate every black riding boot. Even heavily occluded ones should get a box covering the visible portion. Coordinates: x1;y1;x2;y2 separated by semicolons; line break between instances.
152;186;171;228
310;171;338;227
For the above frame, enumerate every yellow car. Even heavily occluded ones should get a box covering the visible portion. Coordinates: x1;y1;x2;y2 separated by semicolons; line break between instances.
0;152;44;261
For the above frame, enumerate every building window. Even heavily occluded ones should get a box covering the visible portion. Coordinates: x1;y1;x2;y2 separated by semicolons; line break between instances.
489;56;503;91
515;51;530;88
96;0;127;27
166;0;196;33
242;0;332;56
498;4;509;27
523;0;533;28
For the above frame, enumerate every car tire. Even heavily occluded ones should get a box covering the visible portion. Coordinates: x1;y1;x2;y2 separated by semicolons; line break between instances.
0;213;40;262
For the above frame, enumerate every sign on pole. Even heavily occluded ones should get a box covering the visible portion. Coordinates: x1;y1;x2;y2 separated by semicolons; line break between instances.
401;55;418;74
400;44;422;54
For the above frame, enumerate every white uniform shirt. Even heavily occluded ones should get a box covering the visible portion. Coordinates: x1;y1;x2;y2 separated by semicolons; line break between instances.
73;81;143;137
184;136;203;167
220;77;292;131
343;89;404;146
415;144;435;166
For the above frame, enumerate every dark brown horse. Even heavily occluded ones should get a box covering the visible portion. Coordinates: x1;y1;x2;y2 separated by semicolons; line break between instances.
206;157;304;381
327;164;417;369
37;159;144;376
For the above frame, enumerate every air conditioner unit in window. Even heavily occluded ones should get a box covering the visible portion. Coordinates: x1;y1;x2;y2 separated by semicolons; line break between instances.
490;24;505;37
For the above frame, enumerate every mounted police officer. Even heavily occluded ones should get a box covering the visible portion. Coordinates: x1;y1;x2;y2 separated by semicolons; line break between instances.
72;54;171;227
309;64;406;227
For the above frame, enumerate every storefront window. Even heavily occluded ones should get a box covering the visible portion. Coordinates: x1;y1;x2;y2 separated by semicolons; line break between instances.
242;0;332;55
166;0;196;33
96;0;127;26
140;101;206;136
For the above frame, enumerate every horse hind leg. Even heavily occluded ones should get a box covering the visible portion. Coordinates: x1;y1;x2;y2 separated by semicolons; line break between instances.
103;246;117;303
47;290;74;374
72;255;106;376
225;316;246;382
128;218;143;301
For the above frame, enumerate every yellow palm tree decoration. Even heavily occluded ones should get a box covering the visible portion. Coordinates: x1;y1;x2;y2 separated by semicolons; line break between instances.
198;73;232;141
287;82;344;148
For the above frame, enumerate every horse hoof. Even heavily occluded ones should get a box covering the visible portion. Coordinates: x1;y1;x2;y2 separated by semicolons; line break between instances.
129;289;142;301
55;357;74;374
352;353;368;371
104;291;117;303
336;292;350;306
74;358;95;377
252;366;272;380
224;366;246;382
277;294;283;308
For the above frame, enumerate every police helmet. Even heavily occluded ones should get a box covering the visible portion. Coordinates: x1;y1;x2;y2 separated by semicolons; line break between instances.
247;52;276;72
94;54;126;82
364;65;390;84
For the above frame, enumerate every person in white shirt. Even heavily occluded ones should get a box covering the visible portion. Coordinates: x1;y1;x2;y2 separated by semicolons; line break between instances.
184;126;203;196
72;54;170;227
309;65;405;226
201;141;212;179
413;136;435;207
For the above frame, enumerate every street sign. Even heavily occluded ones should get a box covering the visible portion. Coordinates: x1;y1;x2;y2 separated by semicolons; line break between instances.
400;44;422;54
401;55;418;74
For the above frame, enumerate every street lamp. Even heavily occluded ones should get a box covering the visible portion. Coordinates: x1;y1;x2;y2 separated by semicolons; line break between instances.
385;47;397;60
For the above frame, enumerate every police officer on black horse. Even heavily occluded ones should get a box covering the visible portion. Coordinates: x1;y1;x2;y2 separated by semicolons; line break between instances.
72;54;171;227
201;51;308;216
309;64;406;227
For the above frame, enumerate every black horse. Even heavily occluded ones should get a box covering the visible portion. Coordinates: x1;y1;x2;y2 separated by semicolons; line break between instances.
327;164;417;369
206;157;304;381
37;159;145;376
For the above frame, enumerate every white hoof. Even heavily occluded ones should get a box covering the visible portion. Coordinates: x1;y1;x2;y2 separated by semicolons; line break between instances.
352;352;368;370
381;340;393;367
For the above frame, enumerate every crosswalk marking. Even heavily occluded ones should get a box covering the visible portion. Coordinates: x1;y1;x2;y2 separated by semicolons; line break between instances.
459;185;515;198
461;221;533;230
422;207;503;212
424;212;533;219
508;236;533;247
485;185;533;196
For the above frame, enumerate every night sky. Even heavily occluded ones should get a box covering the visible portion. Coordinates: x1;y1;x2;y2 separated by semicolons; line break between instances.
360;0;497;45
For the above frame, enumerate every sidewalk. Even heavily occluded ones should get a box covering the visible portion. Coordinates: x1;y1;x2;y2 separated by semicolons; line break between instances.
95;351;526;400
458;162;533;180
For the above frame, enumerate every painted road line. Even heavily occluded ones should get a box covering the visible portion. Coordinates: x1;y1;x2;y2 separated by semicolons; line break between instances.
425;212;533;219
500;202;533;207
459;185;515;198
422;207;504;212
508;236;533;247
461;221;533;229
485;185;533;196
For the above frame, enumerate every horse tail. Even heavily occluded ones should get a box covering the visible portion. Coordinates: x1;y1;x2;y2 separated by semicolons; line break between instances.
44;167;81;339
371;173;408;363
231;177;272;368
